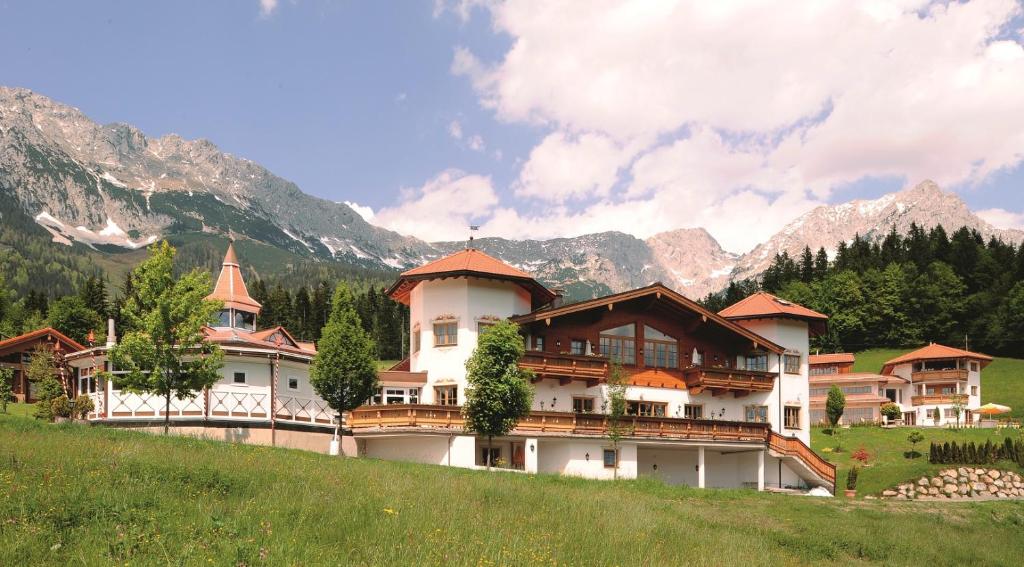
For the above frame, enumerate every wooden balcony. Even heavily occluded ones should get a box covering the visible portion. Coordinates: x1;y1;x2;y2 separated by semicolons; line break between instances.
518;352;608;385
350;404;768;442
682;366;775;396
911;394;965;406
911;369;968;383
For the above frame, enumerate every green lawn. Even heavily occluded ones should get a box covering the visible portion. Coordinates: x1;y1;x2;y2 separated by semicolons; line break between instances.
811;425;1024;496
3;407;1024;565
854;348;1024;419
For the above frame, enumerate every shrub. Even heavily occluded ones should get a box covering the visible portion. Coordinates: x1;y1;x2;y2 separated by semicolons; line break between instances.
906;430;924;458
851;447;870;464
846;466;859;491
50;395;73;419
0;368;12;414
928;437;1024;466
73;395;95;419
880;402;902;421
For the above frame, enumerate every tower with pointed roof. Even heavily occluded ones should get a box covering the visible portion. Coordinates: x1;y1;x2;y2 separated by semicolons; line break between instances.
207;241;262;332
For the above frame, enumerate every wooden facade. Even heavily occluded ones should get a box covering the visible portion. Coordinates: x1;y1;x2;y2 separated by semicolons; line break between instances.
0;328;84;403
512;287;780;396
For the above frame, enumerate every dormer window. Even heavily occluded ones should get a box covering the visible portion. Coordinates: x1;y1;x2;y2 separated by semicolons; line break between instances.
234;310;256;331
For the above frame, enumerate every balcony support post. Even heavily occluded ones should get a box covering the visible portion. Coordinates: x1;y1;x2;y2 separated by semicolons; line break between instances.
525;438;539;474
757;449;765;492
697;446;706;489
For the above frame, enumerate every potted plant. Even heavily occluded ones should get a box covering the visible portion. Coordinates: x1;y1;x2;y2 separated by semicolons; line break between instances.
50;395;73;423
844;466;859;498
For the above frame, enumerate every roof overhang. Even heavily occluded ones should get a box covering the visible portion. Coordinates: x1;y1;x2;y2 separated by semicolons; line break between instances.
511;283;785;355
387;270;557;308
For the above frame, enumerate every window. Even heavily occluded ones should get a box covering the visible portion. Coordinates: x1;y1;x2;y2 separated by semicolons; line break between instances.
627;401;667;417
233;372;246;384
843;407;875;424
234;310;255;331
599;324;636;365
412;329;421;354
970;361;979;372
926;385;956;395
683;404;703;420
810;365;839;376
373;387;420;405
434;322;458;347
744;353;768;372
572;397;594;413
745;405;768;423
603;449;618;468
533;336;545;351
944;408;960;418
643;325;678;369
435;385;458;406
811;385;872;396
784;354;801;374
570;339;586;355
480;447;501;466
217;310;232;327
784;406;801;429
971;385;978;396
810;409;827;425
287;377;299;391
477;321;495;335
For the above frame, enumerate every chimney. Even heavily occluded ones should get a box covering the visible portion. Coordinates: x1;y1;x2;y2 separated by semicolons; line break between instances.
106;318;117;347
551;289;565;309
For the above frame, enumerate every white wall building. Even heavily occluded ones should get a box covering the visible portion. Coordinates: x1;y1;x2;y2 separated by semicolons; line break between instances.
352;250;836;492
66;242;338;453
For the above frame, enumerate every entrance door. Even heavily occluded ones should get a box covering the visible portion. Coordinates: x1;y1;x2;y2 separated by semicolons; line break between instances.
903;411;916;426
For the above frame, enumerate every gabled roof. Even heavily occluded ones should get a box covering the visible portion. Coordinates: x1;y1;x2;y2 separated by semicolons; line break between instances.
719;292;828;322
0;327;85;355
809;353;855;365
387;248;556;307
882;343;993;375
207;241;262;313
203;326;316;356
511;282;785;354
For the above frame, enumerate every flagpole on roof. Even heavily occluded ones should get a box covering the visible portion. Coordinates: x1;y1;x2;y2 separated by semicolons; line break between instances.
467;225;479;249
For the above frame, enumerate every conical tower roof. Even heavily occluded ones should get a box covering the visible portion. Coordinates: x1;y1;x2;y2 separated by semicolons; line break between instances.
207;241;262;313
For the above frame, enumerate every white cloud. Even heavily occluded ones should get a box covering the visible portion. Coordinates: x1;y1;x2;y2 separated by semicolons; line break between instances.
441;0;1024;252
373;170;499;241
467;134;485;152
978;207;1024;229
515;132;637;202
259;0;278;17
343;201;375;222
447;120;463;140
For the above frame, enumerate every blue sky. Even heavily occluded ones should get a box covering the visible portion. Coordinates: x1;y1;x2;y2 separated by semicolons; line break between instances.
1;1;1023;252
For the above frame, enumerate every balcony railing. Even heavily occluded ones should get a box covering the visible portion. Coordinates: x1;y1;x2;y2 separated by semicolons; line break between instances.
768;431;836;485
911;369;968;383
682;366;775;395
911;393;965;406
518;352;608;382
350;404;768;442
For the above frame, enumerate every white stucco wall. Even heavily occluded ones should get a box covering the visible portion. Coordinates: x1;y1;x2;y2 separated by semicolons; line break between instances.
537;439;638;480
362;434;477;467
409;277;531;404
729;318;811;444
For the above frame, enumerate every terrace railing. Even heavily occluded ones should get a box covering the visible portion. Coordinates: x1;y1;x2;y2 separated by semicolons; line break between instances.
518;352;609;382
682;366;776;394
767;431;836;486
911;369;968;383
275;395;336;426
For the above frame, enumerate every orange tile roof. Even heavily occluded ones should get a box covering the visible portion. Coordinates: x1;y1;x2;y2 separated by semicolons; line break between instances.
809;353;855;365
882;343;993;374
203;326;315;355
206;242;262;313
719;292;828;322
387;248;556;307
401;248;533;279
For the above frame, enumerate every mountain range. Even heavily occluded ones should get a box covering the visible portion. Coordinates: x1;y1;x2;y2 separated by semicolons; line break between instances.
1;87;1021;299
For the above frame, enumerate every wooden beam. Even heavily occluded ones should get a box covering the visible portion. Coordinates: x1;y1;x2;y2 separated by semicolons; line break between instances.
559;377;572;386
586;378;600;388
710;388;727;397
733;390;749;399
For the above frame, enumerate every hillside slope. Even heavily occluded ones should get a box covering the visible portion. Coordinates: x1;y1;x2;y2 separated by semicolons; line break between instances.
2;413;1023;565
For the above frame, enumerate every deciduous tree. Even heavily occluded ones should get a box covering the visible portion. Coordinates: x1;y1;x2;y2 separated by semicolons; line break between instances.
463;320;534;470
103;242;224;435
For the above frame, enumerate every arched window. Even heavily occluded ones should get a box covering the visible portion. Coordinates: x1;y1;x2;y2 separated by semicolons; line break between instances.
599;324;635;365
643;325;677;369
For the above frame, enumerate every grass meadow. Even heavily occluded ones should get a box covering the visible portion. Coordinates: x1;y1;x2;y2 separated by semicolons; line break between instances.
3;405;1024;566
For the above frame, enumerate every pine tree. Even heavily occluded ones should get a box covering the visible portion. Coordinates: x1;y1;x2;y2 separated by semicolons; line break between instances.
800;246;814;283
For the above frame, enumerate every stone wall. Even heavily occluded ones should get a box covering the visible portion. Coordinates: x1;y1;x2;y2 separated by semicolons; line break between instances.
882;468;1023;500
